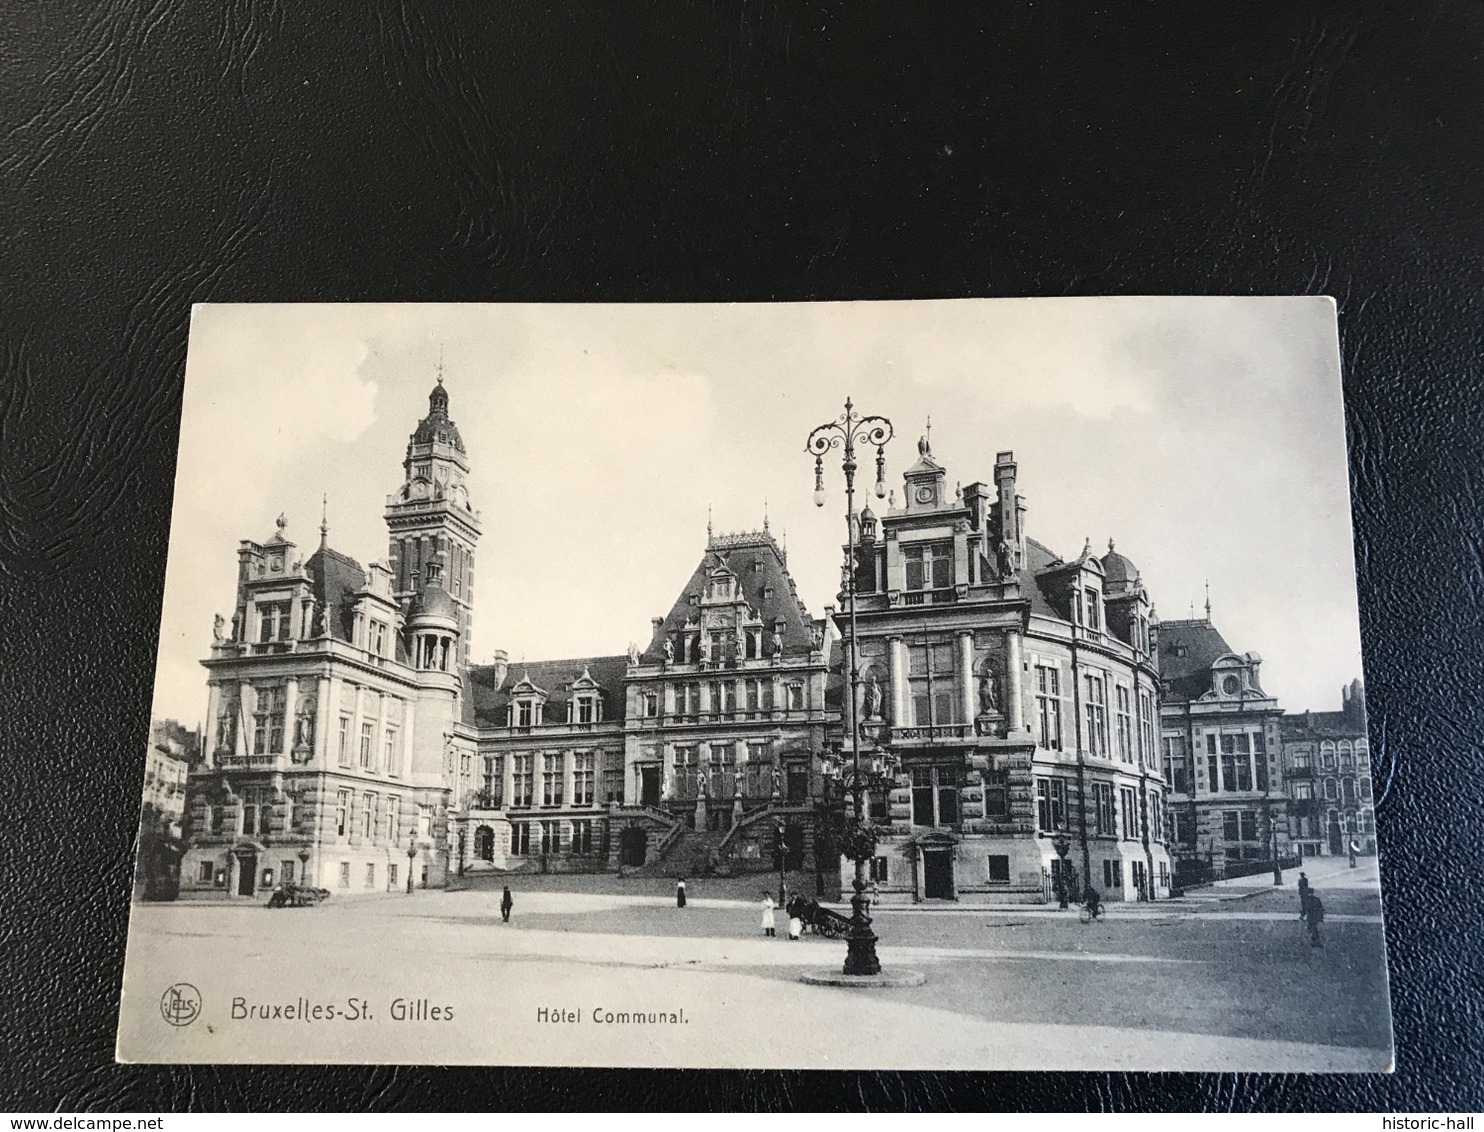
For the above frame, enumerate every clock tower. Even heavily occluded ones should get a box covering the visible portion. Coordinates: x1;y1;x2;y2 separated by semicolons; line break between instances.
902;433;948;513
385;378;482;666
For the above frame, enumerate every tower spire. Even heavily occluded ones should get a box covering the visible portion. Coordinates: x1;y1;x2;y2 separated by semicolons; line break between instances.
1205;580;1212;621
436;343;445;385
707;504;713;542
319;494;329;549
763;497;770;532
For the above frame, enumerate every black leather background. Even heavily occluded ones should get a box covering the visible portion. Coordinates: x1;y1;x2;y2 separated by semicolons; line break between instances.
3;0;1482;1113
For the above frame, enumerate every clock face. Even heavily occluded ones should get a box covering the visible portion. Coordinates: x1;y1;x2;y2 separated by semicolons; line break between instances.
1221;675;1240;695
914;485;935;505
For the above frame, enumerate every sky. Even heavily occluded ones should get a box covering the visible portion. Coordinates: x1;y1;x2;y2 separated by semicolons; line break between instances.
151;298;1364;725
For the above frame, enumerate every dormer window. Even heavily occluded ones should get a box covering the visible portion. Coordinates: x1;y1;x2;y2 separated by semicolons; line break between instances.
258;602;292;643
1083;587;1102;631
575;695;599;724
905;543;952;590
516;701;535;728
369;620;387;657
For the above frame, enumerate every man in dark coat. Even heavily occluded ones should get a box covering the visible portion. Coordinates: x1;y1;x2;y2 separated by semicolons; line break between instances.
676;878;687;908
500;885;513;923
1297;871;1311;922
1305;891;1325;948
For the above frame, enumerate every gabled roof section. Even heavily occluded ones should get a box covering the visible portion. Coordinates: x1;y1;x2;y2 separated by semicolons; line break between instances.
1156;618;1239;702
465;655;628;728
642;530;816;661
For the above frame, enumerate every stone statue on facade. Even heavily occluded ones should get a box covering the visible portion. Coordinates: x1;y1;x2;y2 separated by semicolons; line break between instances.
810;623;824;651
997;537;1015;578
697;768;709;798
212;613;226;641
771;766;782;797
699;632;712;663
771;628;784;658
663;637;675;664
627;640;641;665
864;676;883;720
979;668;1000;715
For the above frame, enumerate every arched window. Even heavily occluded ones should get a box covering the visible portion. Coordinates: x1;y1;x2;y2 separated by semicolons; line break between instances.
1320;741;1336;769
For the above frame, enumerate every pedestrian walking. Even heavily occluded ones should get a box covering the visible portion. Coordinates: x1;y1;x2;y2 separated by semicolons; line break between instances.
500;885;513;924
760;892;777;937
1297;871;1311;923
1348;840;1359;868
787;909;802;940
1305;891;1325;948
676;877;687;908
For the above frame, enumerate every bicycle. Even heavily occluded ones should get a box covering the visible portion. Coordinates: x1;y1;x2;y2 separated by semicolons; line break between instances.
1078;900;1106;924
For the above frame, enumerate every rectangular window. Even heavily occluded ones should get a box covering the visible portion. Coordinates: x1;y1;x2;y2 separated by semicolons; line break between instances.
1093;782;1116;835
603;749;623;804
516;701;534;728
258;602;291;643
1035;666;1063;750
357;721;373;769
1084;673;1108;756
1084;588;1101;630
1206;734;1220;794
577;696;597;724
1223;810;1240;842
336;789;350;838
745;681;760;712
388;863;398;890
1115;686;1132;763
987;855;1010;883
338;861;350;888
869;856;889;883
904;543;953;590
1138;692;1155;765
386;796;400;845
571;819;593;855
573;752;595;806
512;755;533;807
786;682;804;711
1292;780;1313;800
362;793;376;841
1120;787;1139;839
365;863;376;888
1292;745;1312;769
1036;777;1068;832
252;686;286;756
540;821;560;855
198;861;214;883
542;753;564;806
1104;859;1122;888
911;766;935;826
510;822;531;855
370;621;387;657
338;716;352;766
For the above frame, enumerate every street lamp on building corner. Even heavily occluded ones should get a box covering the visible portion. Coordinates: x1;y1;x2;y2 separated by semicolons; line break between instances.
807;397;893;978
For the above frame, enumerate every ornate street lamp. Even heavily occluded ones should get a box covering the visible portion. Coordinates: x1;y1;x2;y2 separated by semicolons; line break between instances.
1052;832;1072;909
406;832;417;895
807;397;893;977
297;847;310;888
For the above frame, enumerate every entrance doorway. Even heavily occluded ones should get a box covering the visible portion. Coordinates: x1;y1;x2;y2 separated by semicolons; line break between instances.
619;825;648;867
640;766;661;807
236;853;257;897
923;850;954;899
786;765;809;803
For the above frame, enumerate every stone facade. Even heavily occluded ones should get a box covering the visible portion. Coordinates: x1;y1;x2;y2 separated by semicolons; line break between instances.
1280;679;1375;858
178;381;478;900
1157;616;1290;881
837;441;1170;904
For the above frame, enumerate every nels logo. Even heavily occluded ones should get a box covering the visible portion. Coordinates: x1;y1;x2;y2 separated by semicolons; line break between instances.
160;983;202;1027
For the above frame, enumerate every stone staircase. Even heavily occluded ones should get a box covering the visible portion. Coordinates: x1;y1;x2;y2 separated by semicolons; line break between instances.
641;829;727;879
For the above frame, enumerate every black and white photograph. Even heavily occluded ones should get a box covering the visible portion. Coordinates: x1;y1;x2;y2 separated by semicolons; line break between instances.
118;298;1392;1071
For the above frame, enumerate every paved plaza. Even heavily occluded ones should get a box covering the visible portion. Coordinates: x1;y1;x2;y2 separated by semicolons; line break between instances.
117;856;1391;1071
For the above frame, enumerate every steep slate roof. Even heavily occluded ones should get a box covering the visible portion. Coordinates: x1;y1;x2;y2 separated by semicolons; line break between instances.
1022;537;1068;619
304;546;367;645
641;533;816;662
1155;618;1243;702
465;655;628;728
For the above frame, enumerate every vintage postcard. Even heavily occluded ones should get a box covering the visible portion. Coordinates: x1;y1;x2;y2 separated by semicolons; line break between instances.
120;298;1392;1070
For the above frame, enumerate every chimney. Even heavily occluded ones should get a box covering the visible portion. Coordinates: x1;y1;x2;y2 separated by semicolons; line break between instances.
994;451;1019;550
490;649;509;689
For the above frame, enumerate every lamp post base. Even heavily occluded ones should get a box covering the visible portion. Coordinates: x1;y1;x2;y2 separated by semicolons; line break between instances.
842;885;881;976
801;968;926;988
